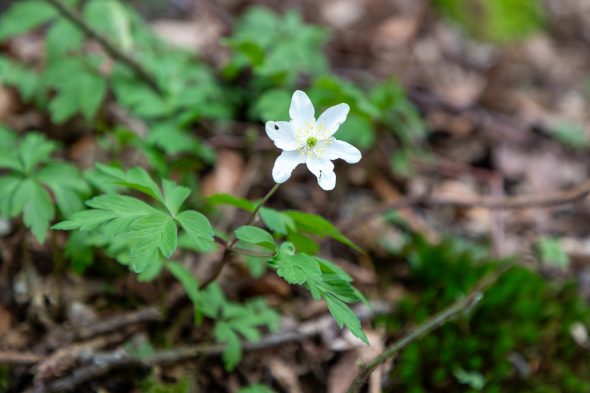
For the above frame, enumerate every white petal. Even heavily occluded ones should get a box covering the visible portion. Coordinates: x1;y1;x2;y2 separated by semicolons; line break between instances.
272;150;305;184
289;90;315;125
306;155;334;178
323;139;362;163
265;121;300;150
306;155;336;190
318;169;336;190
317;103;349;138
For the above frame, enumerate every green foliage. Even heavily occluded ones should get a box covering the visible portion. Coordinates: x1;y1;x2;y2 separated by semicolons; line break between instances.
235;225;276;251
548;121;590;150
434;0;545;44
0;130;88;243
379;236;590;392
0;0;375;373
0;56;40;101
226;7;327;82
238;384;277;393
269;242;368;343
0;0;57;40
537;236;570;268
43;58;106;123
54;165;214;272
184;283;280;370
141;374;191;393
260;207;295;235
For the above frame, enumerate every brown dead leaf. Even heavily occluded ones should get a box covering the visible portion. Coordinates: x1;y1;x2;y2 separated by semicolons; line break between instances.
268;358;304;393
320;0;365;28
0;306;13;336
0;86;17;121
327;329;385;393
202;150;244;196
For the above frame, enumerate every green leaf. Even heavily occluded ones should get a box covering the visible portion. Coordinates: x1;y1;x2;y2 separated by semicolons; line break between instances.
0;1;57;41
251;89;290;121
453;368;486;390
146;122;198;155
537;237;569;268
65;231;94;274
167;261;201;318
96;164;163;202
162;180;190;216
235;226;276;251
238;384;277;393
548;121;590;150
260;207;295;235
53;194;158;233
273;253;321;285
36;162;89;217
46;18;84;59
0;56;40;100
214;322;242;371
127;213;177;272
176;210;215;250
208;194;256;212
17;133;56;173
44;59;106;123
285;210;361;252
325;292;368;344
0;176;23;218
12;179;55;243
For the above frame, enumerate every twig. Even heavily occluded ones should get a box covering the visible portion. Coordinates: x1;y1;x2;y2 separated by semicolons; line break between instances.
339;180;590;231
42;302;390;392
43;0;163;95
346;264;513;393
0;351;43;366
42;307;161;350
201;184;280;288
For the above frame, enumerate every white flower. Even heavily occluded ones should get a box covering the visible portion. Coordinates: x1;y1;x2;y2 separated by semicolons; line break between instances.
266;90;361;191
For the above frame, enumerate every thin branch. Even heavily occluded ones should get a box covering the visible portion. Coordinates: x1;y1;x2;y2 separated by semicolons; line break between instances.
42;302;390;392
339;180;590;231
201;184;280;288
43;0;163;95
346;265;513;393
0;351;43;366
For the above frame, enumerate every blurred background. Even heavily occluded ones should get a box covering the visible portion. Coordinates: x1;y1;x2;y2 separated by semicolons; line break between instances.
2;0;590;392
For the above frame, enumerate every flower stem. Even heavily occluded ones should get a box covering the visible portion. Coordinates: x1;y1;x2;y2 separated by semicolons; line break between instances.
201;184;280;288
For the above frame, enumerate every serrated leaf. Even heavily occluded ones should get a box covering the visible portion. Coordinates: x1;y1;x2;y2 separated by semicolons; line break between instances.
274;253;321;285
325;292;368;344
260;207;295;235
162;179;190;216
53;194;158;233
208;194;256;212
235;226;276;251
44;60;106;123
36;162;89;217
12;179;55;243
176;210;215;250
285;210;361;252
96;164;163;202
18;133;56;173
126;213;177;272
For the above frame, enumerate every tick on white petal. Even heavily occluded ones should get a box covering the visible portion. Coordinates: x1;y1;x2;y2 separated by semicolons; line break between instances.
267;90;361;191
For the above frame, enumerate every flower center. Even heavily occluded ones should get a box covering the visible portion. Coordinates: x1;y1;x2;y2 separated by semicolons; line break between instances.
306;137;318;148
